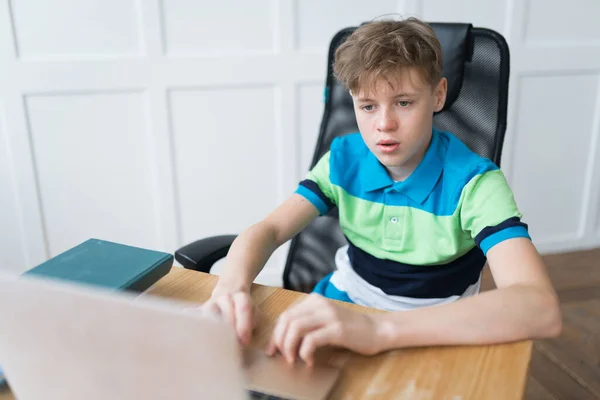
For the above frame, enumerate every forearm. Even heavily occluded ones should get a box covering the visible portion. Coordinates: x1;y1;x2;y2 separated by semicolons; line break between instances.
212;194;319;296
375;285;562;349
214;222;280;294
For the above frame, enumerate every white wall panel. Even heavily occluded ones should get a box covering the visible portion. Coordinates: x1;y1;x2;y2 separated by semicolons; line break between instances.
169;86;279;242
524;0;600;45
10;0;142;59
169;85;285;283
295;0;399;51
511;74;599;244
297;83;324;176
161;0;276;55
0;102;28;272
25;91;159;257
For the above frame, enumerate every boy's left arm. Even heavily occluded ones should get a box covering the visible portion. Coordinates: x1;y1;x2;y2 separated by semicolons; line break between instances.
371;236;562;349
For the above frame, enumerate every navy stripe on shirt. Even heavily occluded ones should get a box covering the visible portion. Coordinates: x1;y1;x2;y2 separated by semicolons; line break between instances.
347;241;486;298
299;179;335;210
474;217;529;247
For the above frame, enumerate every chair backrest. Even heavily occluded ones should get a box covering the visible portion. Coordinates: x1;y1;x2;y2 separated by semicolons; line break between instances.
283;23;510;292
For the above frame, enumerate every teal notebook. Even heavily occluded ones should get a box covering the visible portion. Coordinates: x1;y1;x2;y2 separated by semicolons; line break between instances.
23;239;173;292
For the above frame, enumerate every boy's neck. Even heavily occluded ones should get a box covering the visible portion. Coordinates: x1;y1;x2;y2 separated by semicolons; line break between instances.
386;165;414;182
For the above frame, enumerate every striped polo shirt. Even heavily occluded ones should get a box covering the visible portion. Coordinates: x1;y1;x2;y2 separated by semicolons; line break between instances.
295;128;531;310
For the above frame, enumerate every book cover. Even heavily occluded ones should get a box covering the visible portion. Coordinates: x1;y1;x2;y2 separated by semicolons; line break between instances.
24;239;173;292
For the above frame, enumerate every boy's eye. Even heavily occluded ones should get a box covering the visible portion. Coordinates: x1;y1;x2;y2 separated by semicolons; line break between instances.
362;105;374;111
398;101;411;107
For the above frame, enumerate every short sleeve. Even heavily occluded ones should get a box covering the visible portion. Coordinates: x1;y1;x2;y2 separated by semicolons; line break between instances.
294;151;336;215
459;168;531;255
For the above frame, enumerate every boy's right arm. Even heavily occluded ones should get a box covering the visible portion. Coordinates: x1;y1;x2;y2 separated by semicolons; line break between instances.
203;193;320;344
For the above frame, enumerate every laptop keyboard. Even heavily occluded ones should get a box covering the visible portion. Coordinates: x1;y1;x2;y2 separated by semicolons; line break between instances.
248;389;294;400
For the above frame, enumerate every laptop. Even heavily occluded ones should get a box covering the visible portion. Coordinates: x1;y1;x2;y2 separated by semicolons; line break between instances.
0;272;340;400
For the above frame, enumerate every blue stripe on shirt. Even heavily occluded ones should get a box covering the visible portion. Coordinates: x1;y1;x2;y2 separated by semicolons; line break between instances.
312;273;355;304
479;226;531;254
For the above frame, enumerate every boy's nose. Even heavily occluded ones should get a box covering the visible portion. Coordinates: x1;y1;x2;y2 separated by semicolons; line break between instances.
377;112;398;132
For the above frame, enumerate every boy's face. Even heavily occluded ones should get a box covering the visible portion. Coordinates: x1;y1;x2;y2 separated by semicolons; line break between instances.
352;68;447;177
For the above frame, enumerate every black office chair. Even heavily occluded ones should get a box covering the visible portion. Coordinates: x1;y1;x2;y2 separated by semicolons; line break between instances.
175;22;510;293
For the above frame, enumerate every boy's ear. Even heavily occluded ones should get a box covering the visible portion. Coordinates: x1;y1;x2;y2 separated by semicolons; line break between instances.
433;77;447;112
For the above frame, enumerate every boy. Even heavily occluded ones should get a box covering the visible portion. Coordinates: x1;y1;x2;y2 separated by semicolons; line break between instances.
202;18;561;365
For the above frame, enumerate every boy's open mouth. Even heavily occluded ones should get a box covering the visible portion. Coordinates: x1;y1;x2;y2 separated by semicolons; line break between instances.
377;140;400;153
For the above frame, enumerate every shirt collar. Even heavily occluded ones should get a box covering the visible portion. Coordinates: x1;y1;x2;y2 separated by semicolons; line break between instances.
362;129;444;204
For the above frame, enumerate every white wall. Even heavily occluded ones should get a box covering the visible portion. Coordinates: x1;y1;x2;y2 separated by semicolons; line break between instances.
1;0;599;285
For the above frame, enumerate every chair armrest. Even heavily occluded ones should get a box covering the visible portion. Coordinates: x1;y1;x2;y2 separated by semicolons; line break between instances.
174;235;237;273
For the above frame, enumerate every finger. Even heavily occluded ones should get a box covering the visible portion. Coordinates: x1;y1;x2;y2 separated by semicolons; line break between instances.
268;314;291;359
265;340;276;356
281;316;325;364
298;325;342;366
273;309;328;363
266;296;328;357
215;294;236;328
233;293;253;345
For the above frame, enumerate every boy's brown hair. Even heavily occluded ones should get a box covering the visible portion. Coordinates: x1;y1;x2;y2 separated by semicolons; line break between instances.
333;18;443;94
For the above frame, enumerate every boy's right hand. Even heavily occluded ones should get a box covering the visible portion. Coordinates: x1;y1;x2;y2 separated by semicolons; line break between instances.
202;290;258;346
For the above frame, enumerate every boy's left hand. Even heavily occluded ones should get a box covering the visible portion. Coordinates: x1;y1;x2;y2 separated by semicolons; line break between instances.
265;293;381;365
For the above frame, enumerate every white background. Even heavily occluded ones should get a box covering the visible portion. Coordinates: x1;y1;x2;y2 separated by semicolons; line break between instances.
1;0;599;285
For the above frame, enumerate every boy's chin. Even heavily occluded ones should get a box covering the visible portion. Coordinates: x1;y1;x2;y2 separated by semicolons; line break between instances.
375;154;408;168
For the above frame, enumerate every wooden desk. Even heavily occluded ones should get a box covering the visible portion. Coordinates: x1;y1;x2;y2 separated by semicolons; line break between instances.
0;267;532;400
